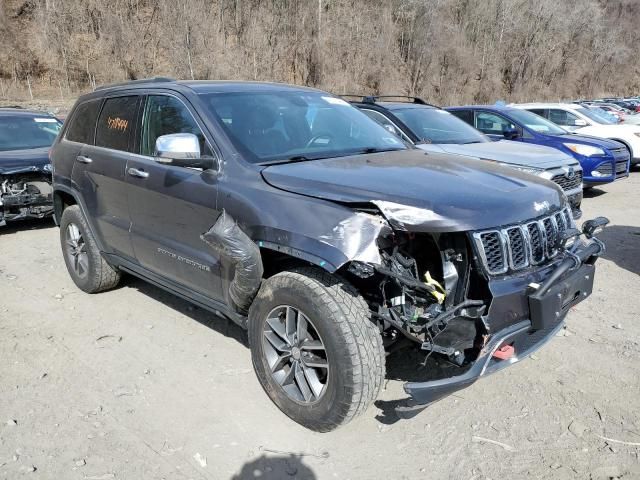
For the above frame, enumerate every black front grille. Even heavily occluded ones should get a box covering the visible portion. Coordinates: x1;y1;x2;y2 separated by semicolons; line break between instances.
506;227;527;268
527;223;544;263
616;159;628;176
474;207;574;275
594;163;613;176
479;232;505;273
542;217;557;256
551;170;583;191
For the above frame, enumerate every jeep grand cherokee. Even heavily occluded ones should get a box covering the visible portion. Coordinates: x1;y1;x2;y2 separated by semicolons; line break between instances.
50;78;607;431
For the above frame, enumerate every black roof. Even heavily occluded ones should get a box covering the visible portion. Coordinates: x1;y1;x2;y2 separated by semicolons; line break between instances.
83;77;323;98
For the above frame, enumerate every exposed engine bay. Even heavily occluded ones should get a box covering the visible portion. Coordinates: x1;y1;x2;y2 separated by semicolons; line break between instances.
347;230;488;368
0;172;54;226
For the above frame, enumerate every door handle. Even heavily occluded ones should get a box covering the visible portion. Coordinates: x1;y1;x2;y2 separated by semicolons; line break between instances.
76;155;93;164
127;167;149;179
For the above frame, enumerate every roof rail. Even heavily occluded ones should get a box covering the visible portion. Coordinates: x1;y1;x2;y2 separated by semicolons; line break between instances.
94;77;176;91
340;94;439;108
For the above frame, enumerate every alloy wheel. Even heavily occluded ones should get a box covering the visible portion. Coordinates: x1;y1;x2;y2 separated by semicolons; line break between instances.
262;305;329;404
65;222;89;279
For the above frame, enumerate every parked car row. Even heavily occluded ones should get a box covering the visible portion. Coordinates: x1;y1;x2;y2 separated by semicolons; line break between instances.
346;96;633;202
0;80;613;432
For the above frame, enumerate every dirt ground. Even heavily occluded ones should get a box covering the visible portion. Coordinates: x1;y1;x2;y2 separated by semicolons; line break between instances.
1;171;639;480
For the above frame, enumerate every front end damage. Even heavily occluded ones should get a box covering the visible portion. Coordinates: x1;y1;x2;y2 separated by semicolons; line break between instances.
0;168;54;227
341;202;608;418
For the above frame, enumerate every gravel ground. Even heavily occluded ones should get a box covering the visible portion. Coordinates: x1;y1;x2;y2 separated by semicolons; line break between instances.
1;171;639;480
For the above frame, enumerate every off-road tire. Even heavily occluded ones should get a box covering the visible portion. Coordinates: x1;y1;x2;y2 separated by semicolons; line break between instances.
59;205;121;293
248;267;385;432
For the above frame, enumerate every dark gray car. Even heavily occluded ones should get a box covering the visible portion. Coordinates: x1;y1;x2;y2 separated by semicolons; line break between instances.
50;79;607;431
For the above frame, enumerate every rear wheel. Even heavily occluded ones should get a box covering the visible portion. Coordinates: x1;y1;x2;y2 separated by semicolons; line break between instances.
248;267;385;432
59;205;121;293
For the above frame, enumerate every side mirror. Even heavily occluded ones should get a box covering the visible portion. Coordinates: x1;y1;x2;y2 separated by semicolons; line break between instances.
572;119;587;127
383;124;399;136
502;126;519;140
154;133;215;169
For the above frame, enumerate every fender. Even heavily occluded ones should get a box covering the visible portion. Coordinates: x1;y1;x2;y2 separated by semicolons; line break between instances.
53;185;108;253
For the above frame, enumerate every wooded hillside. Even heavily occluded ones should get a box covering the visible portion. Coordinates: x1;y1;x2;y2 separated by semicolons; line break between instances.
1;0;638;104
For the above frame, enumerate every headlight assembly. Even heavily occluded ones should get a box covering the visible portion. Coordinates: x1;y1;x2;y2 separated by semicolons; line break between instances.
563;143;605;156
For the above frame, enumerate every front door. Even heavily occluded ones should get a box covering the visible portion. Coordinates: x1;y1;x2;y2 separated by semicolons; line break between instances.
474;111;521;141
126;93;224;302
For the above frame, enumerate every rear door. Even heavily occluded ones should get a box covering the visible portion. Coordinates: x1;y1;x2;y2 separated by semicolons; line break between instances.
70;95;139;259
125;93;224;301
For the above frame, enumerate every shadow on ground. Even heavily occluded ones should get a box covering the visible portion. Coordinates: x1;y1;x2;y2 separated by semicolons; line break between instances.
125;276;249;347
596;224;640;276
0;217;55;235
231;454;316;480
582;187;608;199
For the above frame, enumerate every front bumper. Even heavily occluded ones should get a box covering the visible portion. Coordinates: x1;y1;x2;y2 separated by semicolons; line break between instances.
583;155;630;185
396;239;602;417
0;191;53;226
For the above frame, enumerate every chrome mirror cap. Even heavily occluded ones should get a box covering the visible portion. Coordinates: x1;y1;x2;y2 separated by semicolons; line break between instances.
154;133;201;160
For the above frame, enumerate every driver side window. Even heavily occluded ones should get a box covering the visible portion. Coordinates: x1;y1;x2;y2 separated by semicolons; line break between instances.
474;112;516;135
141;95;213;157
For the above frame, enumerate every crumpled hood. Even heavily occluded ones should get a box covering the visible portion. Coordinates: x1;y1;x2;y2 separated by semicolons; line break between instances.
430;140;578;169
0;147;51;175
261;149;566;232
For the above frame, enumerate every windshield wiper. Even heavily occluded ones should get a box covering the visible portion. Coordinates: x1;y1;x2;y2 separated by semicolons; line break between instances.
356;147;402;154
258;155;323;166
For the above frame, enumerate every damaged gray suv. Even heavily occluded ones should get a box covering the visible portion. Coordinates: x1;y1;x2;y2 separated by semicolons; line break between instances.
51;79;608;432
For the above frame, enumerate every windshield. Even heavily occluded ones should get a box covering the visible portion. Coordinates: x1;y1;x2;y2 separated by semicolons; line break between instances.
575;106;615;125
392;108;488;144
507;109;568;135
200;91;406;164
0;115;62;151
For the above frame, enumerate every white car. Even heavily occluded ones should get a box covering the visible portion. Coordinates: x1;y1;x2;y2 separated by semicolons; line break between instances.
513;103;640;165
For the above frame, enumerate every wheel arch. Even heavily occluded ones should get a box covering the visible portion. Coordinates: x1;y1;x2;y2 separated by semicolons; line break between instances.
53;188;78;225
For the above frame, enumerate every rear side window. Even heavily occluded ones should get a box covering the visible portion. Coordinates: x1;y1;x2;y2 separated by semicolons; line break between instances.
548;109;578;126
449;109;473;125
95;96;139;152
528;108;547;118
66;99;101;144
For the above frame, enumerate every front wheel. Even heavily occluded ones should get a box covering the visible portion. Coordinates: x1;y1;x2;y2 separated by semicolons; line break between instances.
248;267;385;432
59;205;121;293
